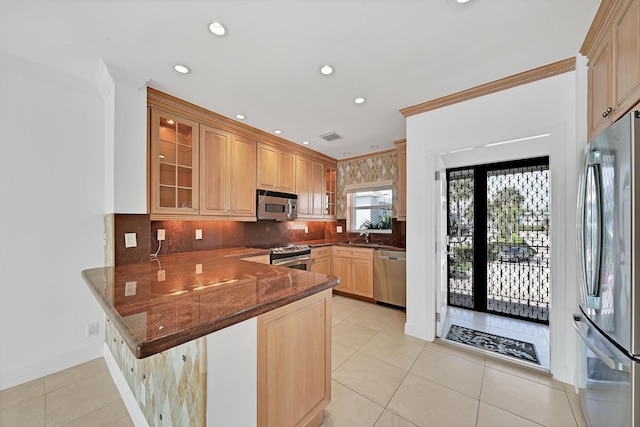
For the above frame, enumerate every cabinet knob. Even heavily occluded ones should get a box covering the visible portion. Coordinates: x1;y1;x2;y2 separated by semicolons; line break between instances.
602;107;613;118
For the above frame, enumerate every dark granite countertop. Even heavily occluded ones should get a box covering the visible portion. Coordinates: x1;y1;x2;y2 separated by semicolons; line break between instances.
82;248;339;359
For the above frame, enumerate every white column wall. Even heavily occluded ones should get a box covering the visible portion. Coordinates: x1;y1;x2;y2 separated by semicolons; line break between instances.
405;66;587;384
96;61;148;215
0;53;106;389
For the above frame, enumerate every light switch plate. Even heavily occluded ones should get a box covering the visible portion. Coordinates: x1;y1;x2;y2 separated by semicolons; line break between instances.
195;229;202;240
304;226;309;234
196;264;202;274
124;233;137;248
337;226;343;233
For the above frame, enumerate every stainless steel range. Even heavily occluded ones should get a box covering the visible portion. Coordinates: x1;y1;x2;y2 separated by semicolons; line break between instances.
265;244;312;270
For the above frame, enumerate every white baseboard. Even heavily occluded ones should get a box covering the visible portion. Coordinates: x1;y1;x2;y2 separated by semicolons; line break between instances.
404;321;432;342
103;343;149;427
0;344;103;391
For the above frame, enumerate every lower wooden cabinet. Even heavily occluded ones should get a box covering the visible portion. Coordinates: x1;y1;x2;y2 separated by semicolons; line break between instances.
331;247;374;298
257;289;331;427
310;246;332;275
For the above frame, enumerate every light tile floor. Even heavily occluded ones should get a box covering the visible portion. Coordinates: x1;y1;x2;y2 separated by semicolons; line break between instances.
442;306;551;370
0;295;585;427
322;295;586;427
0;358;133;427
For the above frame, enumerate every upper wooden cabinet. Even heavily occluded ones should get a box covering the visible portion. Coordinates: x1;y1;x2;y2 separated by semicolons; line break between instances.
324;167;336;219
583;0;640;139
296;156;325;219
257;143;296;193
150;110;199;215
148;88;337;221
394;139;407;221
200;125;256;219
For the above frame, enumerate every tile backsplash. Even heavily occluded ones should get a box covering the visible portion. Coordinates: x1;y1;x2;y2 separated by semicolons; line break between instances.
337;151;399;219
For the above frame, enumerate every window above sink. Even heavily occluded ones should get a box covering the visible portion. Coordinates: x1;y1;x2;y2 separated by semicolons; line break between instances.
346;181;393;234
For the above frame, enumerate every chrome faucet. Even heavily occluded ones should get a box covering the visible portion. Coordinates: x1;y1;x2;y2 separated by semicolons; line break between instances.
360;230;370;243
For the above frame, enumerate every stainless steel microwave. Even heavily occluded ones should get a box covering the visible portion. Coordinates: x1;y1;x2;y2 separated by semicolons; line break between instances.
256;190;298;221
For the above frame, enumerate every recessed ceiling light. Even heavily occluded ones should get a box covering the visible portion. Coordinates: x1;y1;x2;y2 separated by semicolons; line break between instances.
370;145;378;149
274;130;282;135
456;0;471;3
174;64;190;74
320;65;334;76
235;114;246;120
208;21;227;36
343;151;351;155
302;141;310;145
354;97;366;104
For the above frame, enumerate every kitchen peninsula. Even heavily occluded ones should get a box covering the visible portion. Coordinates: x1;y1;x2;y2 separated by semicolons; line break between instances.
82;248;338;427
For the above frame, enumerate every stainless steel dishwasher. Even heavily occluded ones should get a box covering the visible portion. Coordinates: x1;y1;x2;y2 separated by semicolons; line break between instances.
373;249;406;308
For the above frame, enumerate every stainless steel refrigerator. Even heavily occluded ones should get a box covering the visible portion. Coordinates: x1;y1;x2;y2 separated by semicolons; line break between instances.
575;110;640;427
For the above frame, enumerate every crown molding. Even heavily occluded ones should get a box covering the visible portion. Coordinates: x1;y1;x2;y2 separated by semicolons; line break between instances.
399;57;576;118
339;148;397;163
580;0;619;58
147;87;337;166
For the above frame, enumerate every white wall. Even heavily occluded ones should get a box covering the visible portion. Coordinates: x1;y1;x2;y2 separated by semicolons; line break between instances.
0;53;107;389
405;66;587;384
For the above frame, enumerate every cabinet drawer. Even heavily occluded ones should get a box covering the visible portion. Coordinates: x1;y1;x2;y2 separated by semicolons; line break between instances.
332;246;373;259
311;246;331;258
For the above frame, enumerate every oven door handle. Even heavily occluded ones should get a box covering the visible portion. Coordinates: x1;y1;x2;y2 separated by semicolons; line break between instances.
272;254;311;267
573;314;630;373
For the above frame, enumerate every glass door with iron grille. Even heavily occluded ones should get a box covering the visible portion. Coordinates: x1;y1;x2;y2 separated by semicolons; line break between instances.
447;157;550;324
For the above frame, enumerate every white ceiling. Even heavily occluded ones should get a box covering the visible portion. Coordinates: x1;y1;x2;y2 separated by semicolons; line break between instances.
1;0;600;160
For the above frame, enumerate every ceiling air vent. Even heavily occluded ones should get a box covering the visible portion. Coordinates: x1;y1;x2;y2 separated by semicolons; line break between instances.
319;131;342;142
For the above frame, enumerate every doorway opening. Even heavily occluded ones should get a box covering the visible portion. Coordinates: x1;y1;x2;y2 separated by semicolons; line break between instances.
444;157;550;367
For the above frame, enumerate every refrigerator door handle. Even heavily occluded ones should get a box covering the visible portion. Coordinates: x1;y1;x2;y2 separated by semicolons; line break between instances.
573;314;630;373
579;151;604;309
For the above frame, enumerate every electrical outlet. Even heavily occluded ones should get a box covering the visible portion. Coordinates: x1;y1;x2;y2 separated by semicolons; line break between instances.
86;322;99;338
157;229;165;241
157;270;166;281
124;233;137;248
337;226;343;233
304;226;309;234
195;229;202;240
196;264;202;274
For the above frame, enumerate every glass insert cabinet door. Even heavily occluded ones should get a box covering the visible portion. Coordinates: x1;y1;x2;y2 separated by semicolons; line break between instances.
150;110;199;215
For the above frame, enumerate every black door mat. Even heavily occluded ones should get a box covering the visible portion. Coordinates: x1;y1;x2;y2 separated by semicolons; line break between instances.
445;324;540;365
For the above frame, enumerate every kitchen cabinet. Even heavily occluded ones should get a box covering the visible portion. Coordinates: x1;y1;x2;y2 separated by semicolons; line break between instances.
296;156;325;218
200;125;256;220
148;89;337;221
310;246;332;275
584;0;640;139
257;143;296;193
150;110;199;215
257;289;331;427
324;167;336;219
331;247;374;298
394;139;407;221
